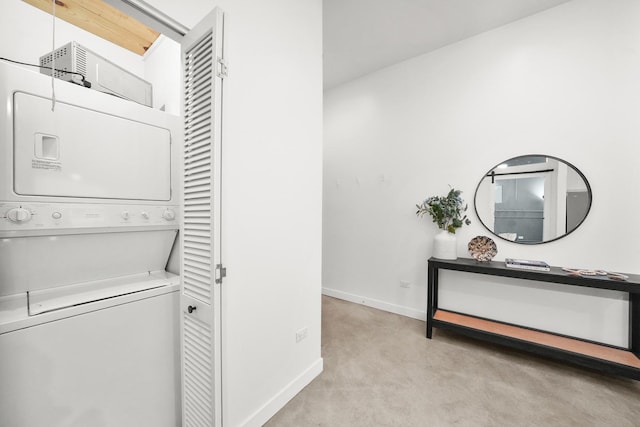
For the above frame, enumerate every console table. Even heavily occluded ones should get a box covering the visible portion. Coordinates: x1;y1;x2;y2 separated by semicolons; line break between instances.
426;257;640;380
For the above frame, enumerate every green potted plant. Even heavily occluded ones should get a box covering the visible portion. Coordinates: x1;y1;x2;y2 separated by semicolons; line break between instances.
416;187;471;259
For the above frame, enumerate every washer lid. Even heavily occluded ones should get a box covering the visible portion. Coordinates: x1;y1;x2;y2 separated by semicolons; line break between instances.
27;270;179;316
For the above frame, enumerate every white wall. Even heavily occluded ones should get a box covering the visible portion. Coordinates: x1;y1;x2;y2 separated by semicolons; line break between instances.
219;2;323;424
216;3;323;423
145;1;324;426
143;35;181;114
323;0;640;322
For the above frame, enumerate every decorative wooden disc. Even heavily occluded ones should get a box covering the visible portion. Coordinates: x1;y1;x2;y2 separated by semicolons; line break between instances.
468;235;497;262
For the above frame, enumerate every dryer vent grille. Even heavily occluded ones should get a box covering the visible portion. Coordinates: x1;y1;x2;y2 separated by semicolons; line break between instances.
39;45;72;79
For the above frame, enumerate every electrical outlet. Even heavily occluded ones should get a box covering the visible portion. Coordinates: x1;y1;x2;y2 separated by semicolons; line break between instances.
296;327;308;343
399;280;411;288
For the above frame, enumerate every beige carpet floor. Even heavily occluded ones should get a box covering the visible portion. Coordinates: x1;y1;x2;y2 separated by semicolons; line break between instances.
265;296;640;426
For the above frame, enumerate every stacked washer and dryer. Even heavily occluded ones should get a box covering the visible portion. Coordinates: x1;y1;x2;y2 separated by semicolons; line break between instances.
0;61;182;427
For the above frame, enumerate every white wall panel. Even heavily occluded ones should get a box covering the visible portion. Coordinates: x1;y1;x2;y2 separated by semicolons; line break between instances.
323;0;640;336
144;1;324;426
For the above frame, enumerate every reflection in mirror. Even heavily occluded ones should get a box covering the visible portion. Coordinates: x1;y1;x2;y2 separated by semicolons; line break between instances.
474;155;592;244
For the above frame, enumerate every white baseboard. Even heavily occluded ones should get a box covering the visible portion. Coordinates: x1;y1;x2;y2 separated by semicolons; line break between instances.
322;287;426;321
239;357;324;427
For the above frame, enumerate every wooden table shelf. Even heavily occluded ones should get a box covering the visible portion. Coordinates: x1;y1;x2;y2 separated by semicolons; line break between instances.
427;258;640;380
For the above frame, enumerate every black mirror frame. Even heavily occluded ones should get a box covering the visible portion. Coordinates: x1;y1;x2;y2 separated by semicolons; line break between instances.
473;154;592;245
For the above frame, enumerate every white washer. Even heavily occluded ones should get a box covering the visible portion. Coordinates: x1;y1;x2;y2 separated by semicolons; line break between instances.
0;276;180;427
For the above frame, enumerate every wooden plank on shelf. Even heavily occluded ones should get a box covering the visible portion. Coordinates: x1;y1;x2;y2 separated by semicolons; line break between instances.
23;0;160;55
434;310;640;368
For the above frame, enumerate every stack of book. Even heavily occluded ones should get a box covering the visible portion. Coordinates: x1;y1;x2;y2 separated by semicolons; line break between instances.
505;258;551;271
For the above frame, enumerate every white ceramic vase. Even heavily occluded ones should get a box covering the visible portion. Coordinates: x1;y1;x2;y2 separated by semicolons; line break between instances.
433;229;457;260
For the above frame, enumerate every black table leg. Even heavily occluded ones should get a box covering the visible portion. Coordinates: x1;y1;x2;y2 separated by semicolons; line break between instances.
631;293;640;358
426;261;436;338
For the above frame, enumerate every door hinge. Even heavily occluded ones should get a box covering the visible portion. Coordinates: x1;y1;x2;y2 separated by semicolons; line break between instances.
216;57;228;79
215;264;227;284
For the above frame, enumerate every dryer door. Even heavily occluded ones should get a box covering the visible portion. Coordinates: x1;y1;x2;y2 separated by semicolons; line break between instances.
13;93;172;201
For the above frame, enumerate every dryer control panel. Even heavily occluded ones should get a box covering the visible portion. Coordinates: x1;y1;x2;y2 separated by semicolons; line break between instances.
0;203;179;233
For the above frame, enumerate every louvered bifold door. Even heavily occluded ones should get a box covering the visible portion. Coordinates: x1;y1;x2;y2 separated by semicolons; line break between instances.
180;7;224;427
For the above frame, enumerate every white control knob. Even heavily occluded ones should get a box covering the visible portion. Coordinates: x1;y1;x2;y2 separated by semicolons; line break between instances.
52;212;62;220
162;209;176;221
7;207;32;223
121;211;130;220
141;211;150;219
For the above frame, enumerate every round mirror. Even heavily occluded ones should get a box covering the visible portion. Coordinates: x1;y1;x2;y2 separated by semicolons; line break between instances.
474;155;592;244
